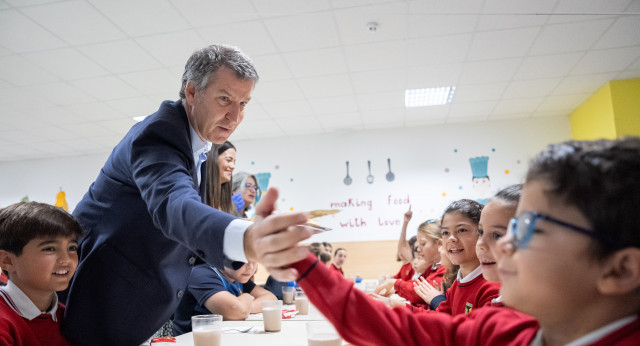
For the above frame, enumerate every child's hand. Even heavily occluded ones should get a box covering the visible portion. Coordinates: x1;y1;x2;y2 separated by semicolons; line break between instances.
413;277;443;304
403;207;413;224
375;280;396;297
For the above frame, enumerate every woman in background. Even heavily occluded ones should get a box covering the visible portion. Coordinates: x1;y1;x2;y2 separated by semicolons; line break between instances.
206;141;237;214
232;172;260;218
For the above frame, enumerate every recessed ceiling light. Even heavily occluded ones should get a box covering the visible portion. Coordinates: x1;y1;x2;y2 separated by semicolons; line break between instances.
133;116;148;122
405;86;456;107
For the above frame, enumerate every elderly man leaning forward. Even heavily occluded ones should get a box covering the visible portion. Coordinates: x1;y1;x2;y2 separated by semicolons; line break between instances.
61;45;313;346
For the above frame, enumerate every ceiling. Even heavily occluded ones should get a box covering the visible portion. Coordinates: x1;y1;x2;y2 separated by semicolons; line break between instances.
0;0;639;162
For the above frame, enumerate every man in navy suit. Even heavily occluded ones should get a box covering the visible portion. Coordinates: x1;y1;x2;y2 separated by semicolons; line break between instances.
62;45;312;345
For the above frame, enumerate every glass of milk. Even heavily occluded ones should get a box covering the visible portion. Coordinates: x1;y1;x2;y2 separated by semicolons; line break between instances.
261;300;283;332
307;321;342;346
191;314;222;346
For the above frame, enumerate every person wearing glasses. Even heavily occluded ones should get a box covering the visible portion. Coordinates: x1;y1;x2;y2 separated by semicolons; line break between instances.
232;172;260;218
274;137;640;345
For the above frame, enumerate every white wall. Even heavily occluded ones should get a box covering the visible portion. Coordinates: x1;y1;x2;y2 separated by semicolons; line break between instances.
0;116;571;242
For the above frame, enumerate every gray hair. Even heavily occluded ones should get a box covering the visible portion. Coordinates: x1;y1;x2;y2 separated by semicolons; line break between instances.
179;44;259;100
232;171;258;194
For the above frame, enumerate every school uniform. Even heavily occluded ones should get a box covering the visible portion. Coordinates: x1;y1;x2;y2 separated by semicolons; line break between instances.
435;266;501;315
329;263;344;276
393;262;414;281
0;281;71;346
394;264;445;305
292;253;640;346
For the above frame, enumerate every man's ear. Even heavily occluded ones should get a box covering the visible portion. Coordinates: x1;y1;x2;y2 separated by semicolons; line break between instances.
184;81;197;108
598;248;640;295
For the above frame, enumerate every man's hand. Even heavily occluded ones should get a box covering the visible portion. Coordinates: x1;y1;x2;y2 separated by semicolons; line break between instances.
243;187;315;281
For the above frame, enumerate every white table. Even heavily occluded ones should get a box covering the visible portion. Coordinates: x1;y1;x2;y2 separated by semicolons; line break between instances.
173;303;347;346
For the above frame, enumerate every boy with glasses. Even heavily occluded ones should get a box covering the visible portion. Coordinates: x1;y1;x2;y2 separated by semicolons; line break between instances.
284;137;640;345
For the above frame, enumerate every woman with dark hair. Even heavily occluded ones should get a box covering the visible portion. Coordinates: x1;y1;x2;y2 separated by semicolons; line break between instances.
206;141;237;214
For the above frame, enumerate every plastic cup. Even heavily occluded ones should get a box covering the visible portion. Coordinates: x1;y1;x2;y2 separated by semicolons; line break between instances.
191;314;222;346
307;321;341;346
282;286;296;305
262;300;283;332
295;291;310;315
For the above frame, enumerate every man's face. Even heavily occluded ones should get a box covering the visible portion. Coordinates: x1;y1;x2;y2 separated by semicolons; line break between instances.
184;67;255;144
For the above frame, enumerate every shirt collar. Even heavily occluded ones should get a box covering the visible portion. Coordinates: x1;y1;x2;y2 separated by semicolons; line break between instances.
189;122;212;162
0;281;59;321
530;315;637;346
457;265;483;284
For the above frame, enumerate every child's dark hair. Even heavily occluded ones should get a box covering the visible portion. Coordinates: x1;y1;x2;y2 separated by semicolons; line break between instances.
441;199;484;225
490;184;523;207
526;137;640;259
0;202;83;256
334;247;346;256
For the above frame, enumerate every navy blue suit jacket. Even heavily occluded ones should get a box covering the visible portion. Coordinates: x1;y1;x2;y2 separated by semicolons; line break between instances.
63;100;237;345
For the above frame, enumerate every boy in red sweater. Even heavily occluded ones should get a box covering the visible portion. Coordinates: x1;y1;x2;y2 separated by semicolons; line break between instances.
0;202;82;346
289;138;640;345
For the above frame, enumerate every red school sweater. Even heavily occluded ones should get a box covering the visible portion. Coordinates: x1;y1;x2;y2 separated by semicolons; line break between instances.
0;297;71;346
329;262;344;276
435;273;501;316
293;253;640;346
392;262;414;281
394;264;445;305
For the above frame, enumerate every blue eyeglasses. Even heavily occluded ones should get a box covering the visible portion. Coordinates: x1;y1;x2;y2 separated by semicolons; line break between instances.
509;211;623;250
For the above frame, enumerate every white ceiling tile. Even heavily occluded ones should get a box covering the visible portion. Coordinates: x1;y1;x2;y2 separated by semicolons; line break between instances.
407;34;471;66
553;0;633;14
467;27;539;61
571;46;640;75
27;82;97;106
282;47;349;78
345;40;407;72
27;106;86;125
54;137;109;153
28;126;75;141
32;141;74;156
260;100;313;119
502;78;562;99
553;73;618;95
135;31;207;67
0;87;55;110
594;16;640;49
252;79;303;103
21;0;126;45
404;106;448;122
0;54;58;86
356;91;403;111
476;14;547;31
615;70;640;80
537;93;590;113
79;40;161;74
0;0;8;9
449;101;495;118
406;64;463;88
94;118;137;136
363;107;405;123
251;54;292;82
446;115;487;124
91;134;123;148
307;95;359;114
0;10;67;53
264;13;340;52
514;52;583;80
334;2;408;45
493;98;544;115
171;0;258;27
5;0;58;6
89;0;190;36
253;0;332;16
71;76;142;100
316;112;362;131
530;19;615;55
531;110;570;118
409;14;477;38
0;79;13;89
297;74;353;98
106;97;159;118
487;112;531;120
237;118;285;137
23;48;109;80
409;0;484;14
482;0;558;13
275;116;323;134
351;69;406;94
459;58;522;84
0;109;35;130
197;22;279;57
62;101;125;121
453;82;507;103
63;122;118;137
119;69;177;95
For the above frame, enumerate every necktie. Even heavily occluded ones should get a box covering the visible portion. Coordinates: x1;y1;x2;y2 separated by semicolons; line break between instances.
197;152;207;204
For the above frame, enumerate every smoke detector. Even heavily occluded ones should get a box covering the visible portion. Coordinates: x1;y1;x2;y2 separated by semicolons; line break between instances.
366;22;378;32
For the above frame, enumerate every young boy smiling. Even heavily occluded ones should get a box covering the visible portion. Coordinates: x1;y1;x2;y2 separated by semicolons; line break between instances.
285;137;640;345
0;202;82;346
